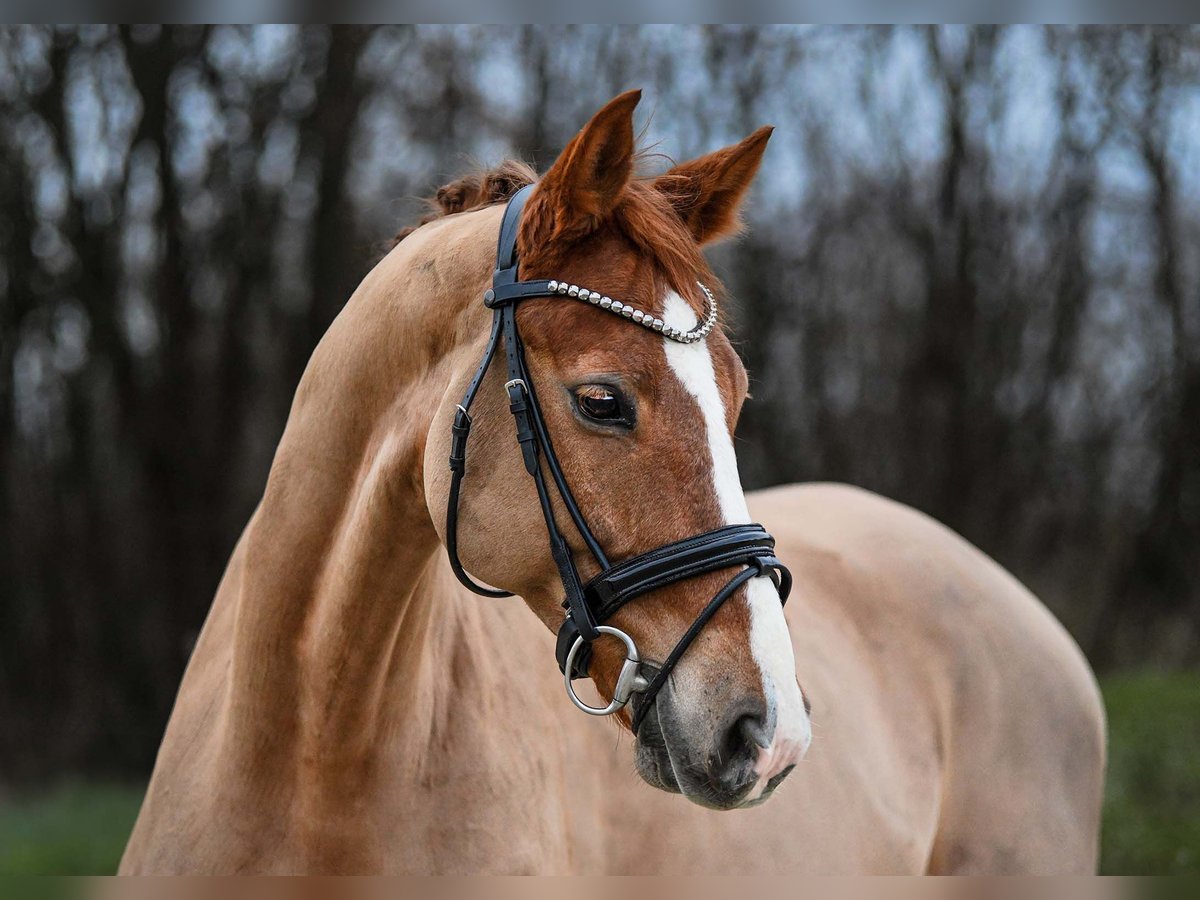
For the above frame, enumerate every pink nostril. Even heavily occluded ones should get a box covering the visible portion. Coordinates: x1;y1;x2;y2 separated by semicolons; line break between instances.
755;739;803;784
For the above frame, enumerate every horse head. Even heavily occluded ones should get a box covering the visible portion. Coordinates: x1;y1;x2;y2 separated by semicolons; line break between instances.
424;91;810;810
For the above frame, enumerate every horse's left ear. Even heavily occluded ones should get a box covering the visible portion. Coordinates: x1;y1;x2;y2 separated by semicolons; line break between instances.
655;126;773;245
530;89;641;242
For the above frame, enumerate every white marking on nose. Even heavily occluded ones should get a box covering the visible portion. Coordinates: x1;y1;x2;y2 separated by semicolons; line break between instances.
660;291;811;794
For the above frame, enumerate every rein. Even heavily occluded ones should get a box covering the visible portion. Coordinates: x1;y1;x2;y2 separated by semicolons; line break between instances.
444;185;791;733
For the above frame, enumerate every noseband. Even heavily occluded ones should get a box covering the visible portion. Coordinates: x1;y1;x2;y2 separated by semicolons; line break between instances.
444;185;792;733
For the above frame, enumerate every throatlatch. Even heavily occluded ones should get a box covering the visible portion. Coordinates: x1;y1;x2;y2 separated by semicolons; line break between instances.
444;185;792;733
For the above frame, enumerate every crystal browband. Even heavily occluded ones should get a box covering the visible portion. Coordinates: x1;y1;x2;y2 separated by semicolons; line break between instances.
520;279;719;344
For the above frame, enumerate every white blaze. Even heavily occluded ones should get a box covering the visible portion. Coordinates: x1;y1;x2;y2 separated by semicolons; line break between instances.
661;292;812;796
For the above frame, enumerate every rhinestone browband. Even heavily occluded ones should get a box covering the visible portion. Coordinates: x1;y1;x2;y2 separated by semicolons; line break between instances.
544;279;718;344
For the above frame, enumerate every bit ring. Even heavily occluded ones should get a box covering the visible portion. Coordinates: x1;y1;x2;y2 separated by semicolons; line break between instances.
563;626;649;716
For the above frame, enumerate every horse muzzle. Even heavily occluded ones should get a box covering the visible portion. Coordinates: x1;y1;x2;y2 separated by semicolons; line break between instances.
633;681;803;810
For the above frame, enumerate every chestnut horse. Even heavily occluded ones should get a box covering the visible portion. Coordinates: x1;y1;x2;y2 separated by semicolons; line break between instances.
121;91;1105;874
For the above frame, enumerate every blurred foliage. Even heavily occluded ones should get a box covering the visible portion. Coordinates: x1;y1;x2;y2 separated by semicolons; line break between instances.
0;674;1194;875
0;783;141;875
1101;671;1200;874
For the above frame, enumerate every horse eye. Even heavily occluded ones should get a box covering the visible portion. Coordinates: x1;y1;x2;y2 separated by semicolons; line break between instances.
575;386;626;424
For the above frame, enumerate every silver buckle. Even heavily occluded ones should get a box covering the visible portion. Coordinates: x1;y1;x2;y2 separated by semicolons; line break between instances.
563;626;650;716
504;378;526;393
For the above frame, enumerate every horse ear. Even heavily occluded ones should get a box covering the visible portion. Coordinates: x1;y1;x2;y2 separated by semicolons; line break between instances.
655;126;773;245
533;89;641;238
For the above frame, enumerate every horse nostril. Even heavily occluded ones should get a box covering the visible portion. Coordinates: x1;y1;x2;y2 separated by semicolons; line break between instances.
733;712;770;756
715;705;770;784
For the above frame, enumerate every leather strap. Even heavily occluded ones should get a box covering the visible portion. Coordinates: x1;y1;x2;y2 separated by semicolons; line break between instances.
501;299;599;642
628;563;766;734
495;184;533;272
586;523;783;615
445;309;511;597
443;184;535;596
485;280;557;308
554;522;790;678
445;182;604;640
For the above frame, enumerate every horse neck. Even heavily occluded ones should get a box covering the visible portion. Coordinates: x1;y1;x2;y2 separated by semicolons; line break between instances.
221;209;504;780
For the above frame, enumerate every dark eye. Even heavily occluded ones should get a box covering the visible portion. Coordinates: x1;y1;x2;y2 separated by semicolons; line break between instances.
574;385;630;426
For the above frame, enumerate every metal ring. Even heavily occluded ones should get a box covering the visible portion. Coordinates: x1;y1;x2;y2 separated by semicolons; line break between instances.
563;626;648;716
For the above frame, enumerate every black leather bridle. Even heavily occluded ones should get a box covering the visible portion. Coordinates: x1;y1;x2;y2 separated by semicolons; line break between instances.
444;185;792;733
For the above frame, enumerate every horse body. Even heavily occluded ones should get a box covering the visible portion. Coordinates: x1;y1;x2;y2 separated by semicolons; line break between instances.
121;203;1103;874
121;491;1102;873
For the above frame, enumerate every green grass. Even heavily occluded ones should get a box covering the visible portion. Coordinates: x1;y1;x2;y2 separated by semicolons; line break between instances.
0;782;143;875
1;672;1197;874
1100;671;1200;874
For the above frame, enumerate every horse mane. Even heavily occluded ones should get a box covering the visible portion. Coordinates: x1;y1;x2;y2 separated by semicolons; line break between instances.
388;160;539;248
390;158;717;306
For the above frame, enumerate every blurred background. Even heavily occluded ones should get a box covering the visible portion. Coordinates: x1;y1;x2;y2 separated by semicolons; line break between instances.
0;24;1197;873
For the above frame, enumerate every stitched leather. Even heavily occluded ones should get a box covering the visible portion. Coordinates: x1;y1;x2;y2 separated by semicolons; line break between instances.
586;524;778;608
553;522;789;679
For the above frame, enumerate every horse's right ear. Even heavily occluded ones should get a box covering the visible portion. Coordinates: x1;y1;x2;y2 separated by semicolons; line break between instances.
653;126;773;245
530;89;641;241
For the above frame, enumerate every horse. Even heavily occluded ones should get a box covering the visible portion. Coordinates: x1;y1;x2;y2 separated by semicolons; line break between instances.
120;90;1106;875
